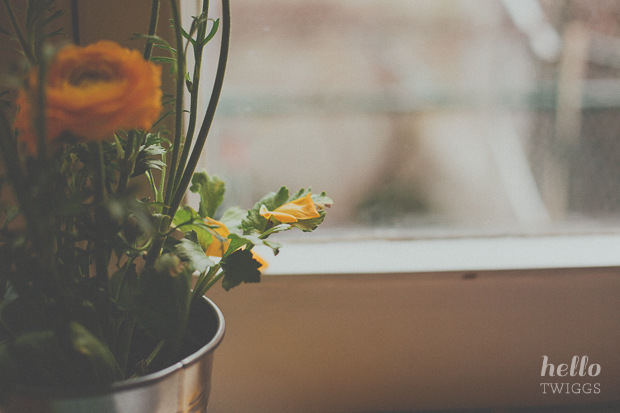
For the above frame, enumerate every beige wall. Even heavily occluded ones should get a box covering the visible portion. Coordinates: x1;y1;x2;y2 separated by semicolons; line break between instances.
206;267;620;412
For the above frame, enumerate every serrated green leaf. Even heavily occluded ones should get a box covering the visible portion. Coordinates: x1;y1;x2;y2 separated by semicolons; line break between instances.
220;249;261;291
225;233;281;256
261;223;292;238
225;233;261;254
172;206;213;250
291;210;326;232
189;172;225;219
174;232;215;273
311;191;333;208
219;206;247;233
263;240;282;255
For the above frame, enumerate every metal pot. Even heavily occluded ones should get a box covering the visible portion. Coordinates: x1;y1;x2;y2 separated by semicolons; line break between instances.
2;296;225;413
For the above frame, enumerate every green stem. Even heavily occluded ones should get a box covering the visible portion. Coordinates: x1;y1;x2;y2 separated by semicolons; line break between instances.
172;0;209;194
129;339;165;379
191;264;221;306
168;0;230;218
1;0;35;64
143;0;161;60
117;131;138;195
163;0;186;211
92;143;110;293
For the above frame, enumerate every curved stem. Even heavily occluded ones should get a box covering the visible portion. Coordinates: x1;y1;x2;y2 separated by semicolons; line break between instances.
143;0;161;60
169;0;230;218
172;1;210;194
163;0;186;211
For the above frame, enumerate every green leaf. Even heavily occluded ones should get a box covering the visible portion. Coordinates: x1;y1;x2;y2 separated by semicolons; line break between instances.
261;223;292;238
241;187;289;234
220;249;262;291
132;33;176;54
134;254;192;344
226;233;281;257
189;172;225;219
150;56;177;64
174;232;215;273
219;206;247;233
181;27;196;47
68;322;124;383
202;18;220;46
290;212;326;232
172;206;213;250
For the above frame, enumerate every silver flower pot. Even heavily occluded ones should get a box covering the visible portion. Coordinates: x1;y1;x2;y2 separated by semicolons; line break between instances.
2;296;225;413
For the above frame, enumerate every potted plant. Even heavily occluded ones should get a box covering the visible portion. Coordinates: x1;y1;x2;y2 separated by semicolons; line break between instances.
0;0;331;411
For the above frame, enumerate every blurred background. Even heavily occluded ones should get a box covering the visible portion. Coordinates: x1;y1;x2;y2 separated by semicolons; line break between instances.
194;0;620;236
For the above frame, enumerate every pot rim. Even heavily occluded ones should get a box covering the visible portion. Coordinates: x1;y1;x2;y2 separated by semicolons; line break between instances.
13;295;225;399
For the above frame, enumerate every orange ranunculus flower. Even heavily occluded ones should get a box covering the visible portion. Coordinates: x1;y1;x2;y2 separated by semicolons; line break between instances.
259;193;320;223
15;40;162;153
203;217;230;257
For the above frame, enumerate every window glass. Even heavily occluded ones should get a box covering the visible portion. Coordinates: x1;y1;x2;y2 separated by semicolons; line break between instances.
194;0;620;235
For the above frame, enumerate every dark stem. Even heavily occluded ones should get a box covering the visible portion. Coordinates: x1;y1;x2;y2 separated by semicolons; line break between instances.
70;0;80;45
144;0;161;60
117;131;138;195
1;0;35;64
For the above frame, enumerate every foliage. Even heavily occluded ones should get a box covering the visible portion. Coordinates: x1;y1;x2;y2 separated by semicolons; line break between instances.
0;0;331;403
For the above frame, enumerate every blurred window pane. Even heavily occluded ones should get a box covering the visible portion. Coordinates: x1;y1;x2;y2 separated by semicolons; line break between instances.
195;0;620;235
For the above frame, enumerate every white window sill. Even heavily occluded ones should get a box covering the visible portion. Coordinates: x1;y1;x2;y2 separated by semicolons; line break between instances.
260;232;620;275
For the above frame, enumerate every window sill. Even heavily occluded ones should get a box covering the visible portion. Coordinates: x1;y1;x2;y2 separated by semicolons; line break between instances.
260;231;620;275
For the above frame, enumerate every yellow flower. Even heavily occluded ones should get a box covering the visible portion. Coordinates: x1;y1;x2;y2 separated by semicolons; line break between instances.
203;217;230;257
259;193;320;223
203;217;268;272
15;41;162;153
252;251;268;272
